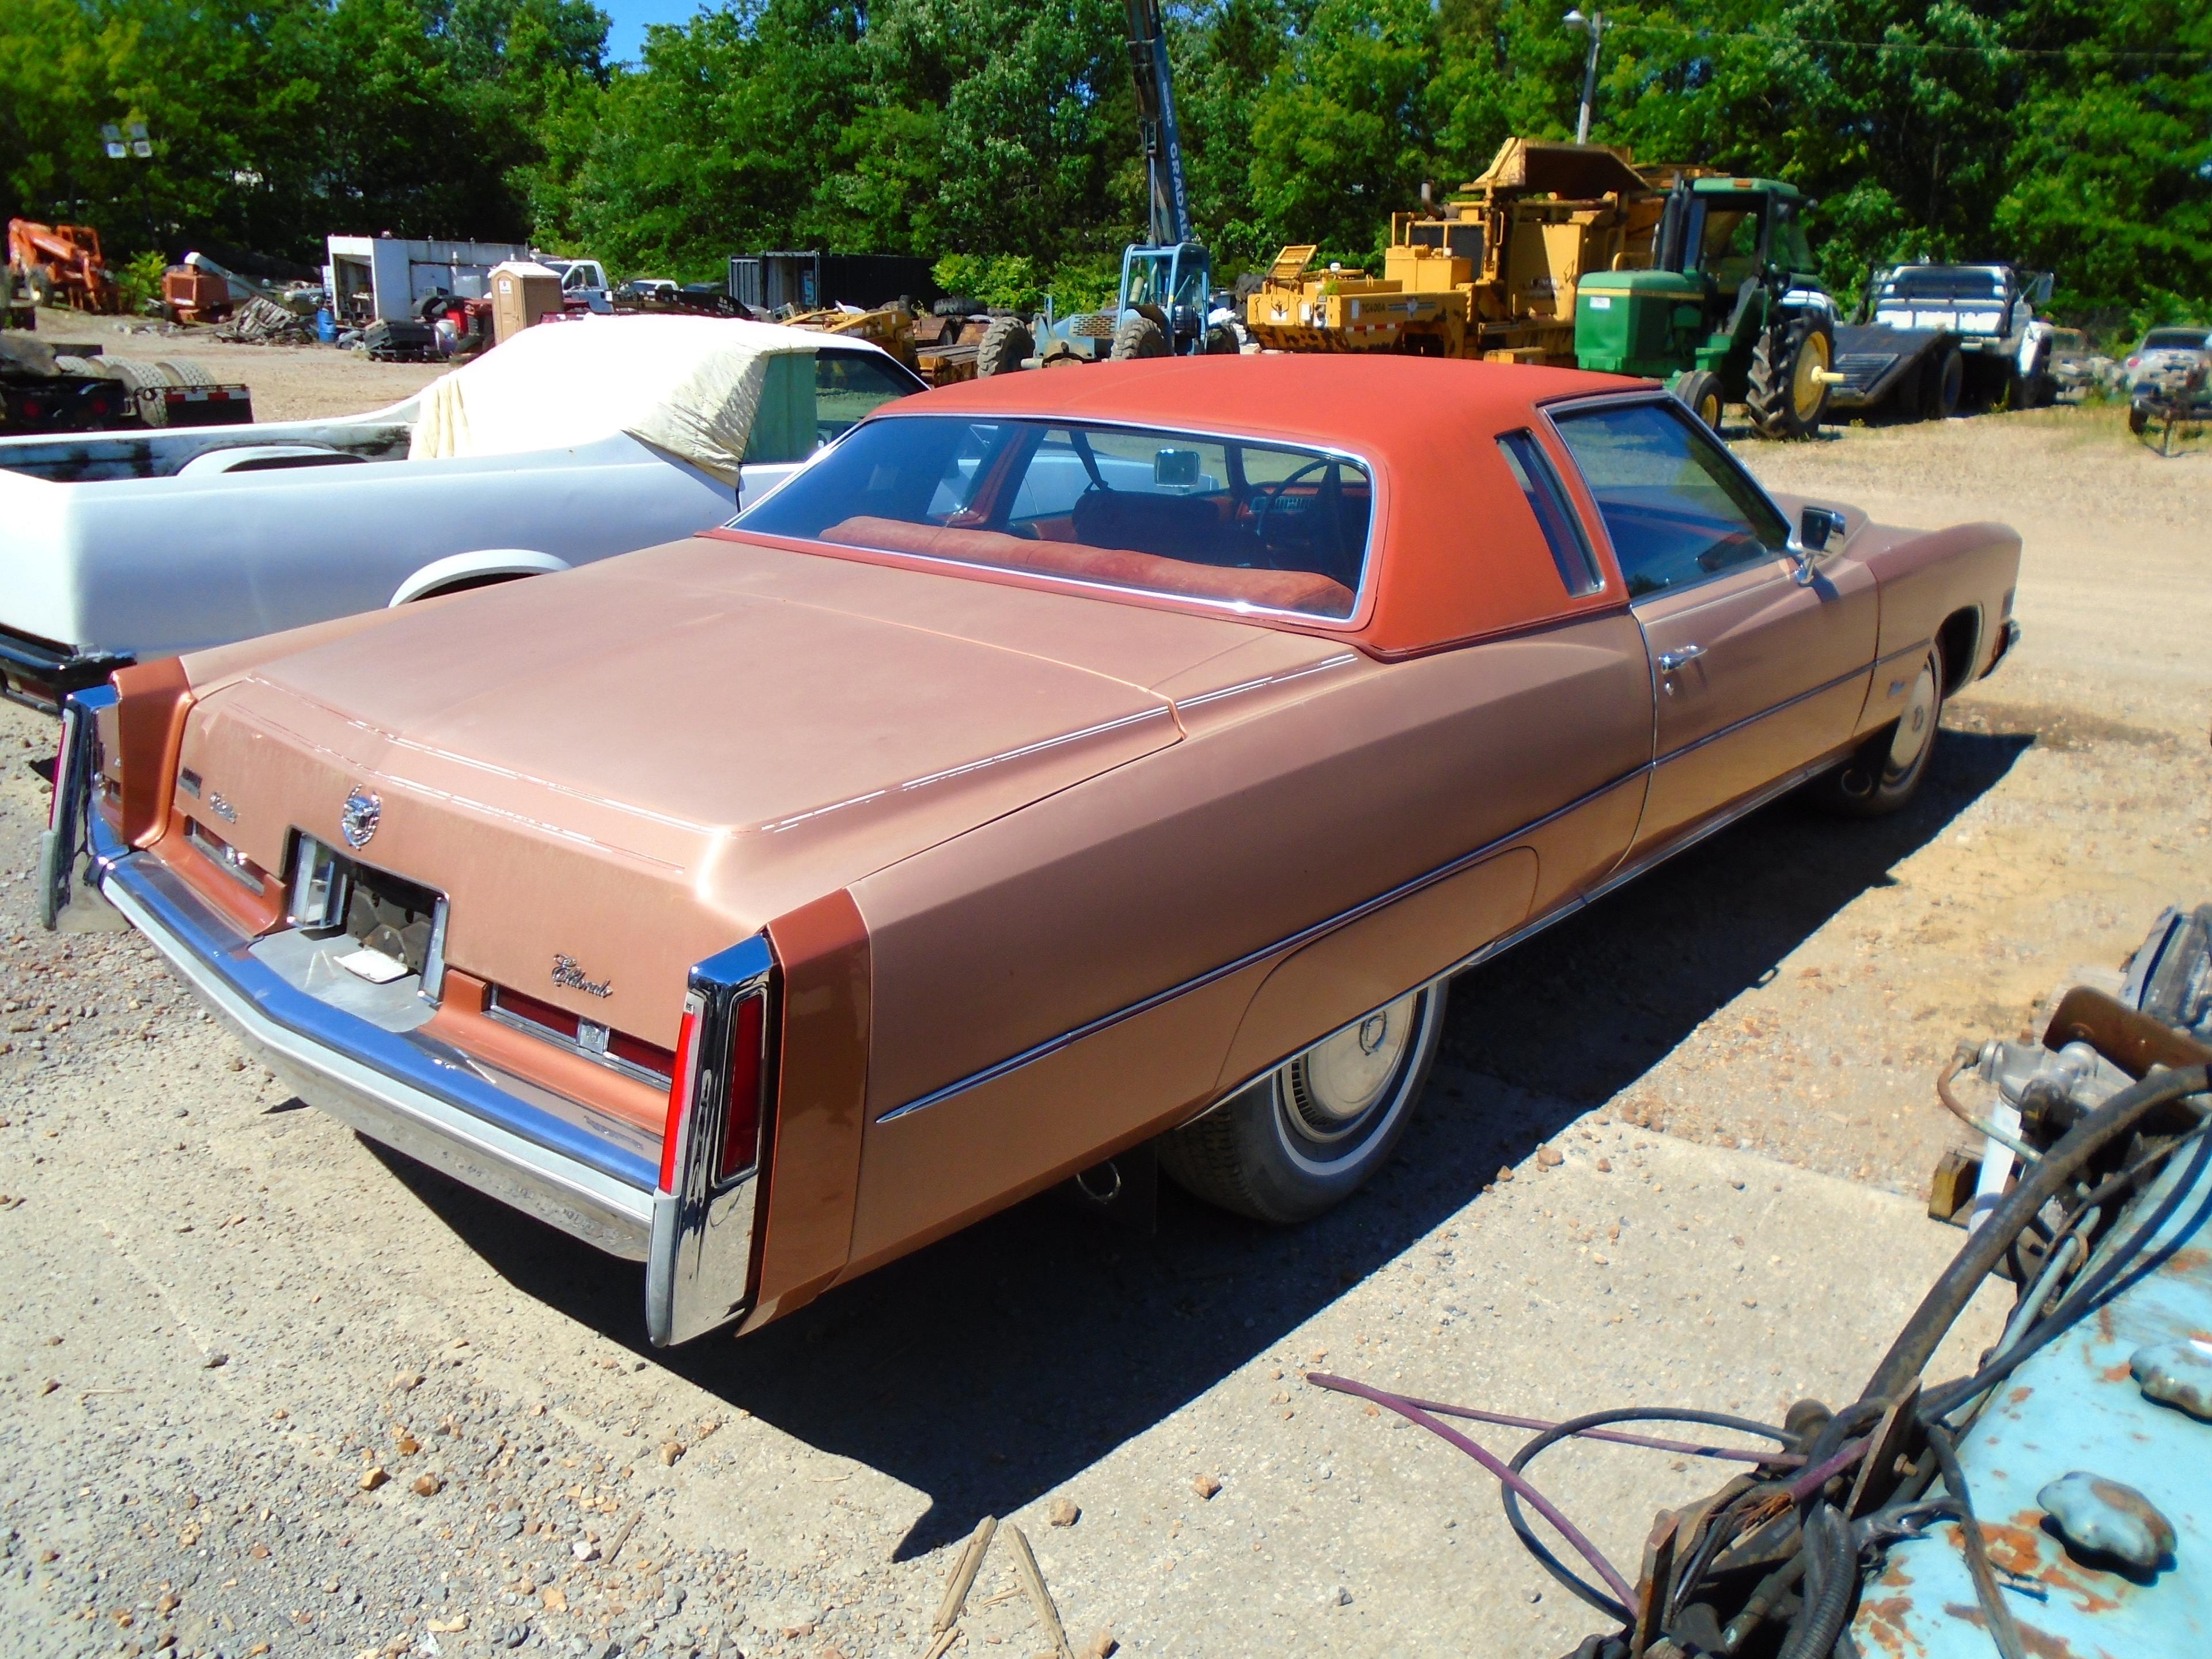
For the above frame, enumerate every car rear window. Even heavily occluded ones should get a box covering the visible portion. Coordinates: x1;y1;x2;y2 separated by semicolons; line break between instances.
2142;328;2209;351
736;415;1373;619
1881;267;2005;301
741;350;920;465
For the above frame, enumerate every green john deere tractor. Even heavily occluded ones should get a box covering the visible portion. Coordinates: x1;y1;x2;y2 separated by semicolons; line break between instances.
1575;175;1839;440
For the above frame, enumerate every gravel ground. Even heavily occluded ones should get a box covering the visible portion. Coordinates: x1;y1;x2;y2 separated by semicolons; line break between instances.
0;377;2202;1658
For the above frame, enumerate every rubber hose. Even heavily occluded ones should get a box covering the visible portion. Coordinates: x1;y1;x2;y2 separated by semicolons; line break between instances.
1862;1063;2208;1402
1775;1502;1854;1659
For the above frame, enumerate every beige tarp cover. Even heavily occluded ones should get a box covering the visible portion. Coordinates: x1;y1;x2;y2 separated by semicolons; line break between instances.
407;313;819;483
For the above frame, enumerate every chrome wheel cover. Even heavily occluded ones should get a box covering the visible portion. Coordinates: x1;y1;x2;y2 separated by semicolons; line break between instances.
1886;656;1939;775
1284;990;1420;1145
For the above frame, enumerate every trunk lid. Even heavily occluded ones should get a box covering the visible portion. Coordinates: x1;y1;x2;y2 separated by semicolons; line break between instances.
175;538;1324;1042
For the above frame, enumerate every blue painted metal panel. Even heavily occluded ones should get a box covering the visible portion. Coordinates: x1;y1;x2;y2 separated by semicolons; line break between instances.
1852;1134;2212;1658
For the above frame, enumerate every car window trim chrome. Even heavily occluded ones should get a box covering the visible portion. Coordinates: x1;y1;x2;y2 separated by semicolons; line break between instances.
726;411;1388;632
1539;389;1804;602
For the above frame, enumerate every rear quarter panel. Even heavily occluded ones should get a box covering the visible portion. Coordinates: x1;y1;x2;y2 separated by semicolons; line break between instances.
840;611;1654;1274
1853;519;2022;695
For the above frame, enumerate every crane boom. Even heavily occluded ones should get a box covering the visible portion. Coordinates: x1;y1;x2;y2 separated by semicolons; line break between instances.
1124;0;1192;248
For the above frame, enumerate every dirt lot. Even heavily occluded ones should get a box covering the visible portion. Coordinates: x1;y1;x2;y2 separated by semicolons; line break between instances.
0;363;2205;1659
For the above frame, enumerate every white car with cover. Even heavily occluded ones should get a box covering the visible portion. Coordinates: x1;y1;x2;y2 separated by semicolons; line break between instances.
0;314;922;703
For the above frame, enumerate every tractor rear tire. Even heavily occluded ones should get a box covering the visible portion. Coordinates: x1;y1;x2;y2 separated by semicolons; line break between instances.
976;315;1033;377
1204;321;1240;356
25;266;54;309
1745;314;1834;441
1111;312;1168;361
1673;370;1725;431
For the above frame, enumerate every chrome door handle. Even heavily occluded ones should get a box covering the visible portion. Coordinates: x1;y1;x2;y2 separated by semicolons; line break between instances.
1658;645;1706;674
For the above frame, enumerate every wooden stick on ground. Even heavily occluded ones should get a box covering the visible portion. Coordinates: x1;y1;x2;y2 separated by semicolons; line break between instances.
933;1515;998;1634
1003;1522;1075;1659
921;1626;963;1659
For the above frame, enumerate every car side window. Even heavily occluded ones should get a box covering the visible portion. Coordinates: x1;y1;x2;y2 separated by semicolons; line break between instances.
1552;401;1789;599
1497;429;1601;595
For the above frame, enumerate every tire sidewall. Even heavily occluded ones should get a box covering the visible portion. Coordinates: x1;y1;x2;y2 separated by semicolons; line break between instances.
1217;982;1448;1222
1817;640;1945;816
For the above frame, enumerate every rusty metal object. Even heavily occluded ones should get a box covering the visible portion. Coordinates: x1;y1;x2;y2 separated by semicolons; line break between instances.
2044;984;2212;1081
2132;1340;2212;1422
1927;1145;1984;1223
2036;1471;2177;1570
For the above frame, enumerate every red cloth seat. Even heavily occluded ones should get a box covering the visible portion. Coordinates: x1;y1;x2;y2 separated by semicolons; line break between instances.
820;516;1355;616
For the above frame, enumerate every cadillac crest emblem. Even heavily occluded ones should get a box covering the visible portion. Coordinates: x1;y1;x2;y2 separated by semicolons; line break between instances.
339;787;381;850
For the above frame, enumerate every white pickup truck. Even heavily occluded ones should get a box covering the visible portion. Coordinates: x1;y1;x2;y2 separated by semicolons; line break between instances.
0;314;923;704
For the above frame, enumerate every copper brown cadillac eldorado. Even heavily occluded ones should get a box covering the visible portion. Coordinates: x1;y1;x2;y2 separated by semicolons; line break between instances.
42;356;2020;1344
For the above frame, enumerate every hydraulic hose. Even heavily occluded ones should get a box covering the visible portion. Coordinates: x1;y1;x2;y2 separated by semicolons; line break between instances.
1862;1063;2208;1402
1775;1502;1854;1659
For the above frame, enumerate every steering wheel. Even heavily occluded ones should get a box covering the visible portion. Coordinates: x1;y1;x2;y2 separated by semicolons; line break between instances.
1249;459;1343;570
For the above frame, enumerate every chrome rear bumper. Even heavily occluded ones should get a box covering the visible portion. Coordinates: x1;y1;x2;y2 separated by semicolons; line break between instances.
88;804;658;1257
45;685;765;1345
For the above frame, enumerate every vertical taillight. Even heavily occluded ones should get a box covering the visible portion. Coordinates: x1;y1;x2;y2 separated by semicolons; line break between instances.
718;994;766;1184
659;994;704;1195
658;984;769;1198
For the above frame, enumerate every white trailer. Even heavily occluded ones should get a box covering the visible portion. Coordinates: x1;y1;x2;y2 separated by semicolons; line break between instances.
324;236;533;325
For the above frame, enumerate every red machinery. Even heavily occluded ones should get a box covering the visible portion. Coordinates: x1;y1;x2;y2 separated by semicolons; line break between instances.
6;219;118;313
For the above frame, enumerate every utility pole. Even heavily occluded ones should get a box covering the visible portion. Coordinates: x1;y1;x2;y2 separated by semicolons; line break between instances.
1563;10;1608;146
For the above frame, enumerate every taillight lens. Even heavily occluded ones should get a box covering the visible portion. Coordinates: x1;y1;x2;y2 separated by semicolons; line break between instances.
718;993;766;1184
658;998;702;1195
657;986;767;1195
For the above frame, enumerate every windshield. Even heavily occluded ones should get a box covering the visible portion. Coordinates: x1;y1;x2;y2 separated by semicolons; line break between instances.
736;415;1373;618
2142;328;2209;351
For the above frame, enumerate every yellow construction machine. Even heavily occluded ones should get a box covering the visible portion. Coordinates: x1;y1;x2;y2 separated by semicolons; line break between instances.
784;304;981;387
1245;138;1689;364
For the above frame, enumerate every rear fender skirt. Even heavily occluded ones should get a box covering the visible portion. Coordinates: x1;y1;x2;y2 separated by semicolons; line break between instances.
738;890;873;1333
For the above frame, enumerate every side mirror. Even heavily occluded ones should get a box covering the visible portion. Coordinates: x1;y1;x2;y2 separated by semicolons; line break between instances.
1799;505;1846;552
2029;272;2055;306
1791;505;1848;583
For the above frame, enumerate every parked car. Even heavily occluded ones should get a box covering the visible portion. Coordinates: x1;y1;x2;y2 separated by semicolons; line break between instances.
2123;325;2212;432
0;313;923;704
43;355;2021;1345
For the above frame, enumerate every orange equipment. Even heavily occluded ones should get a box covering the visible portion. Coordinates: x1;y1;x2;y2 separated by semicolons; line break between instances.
6;220;118;313
161;266;231;325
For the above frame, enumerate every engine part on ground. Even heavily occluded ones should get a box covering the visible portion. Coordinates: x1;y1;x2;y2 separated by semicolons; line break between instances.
1306;904;2212;1659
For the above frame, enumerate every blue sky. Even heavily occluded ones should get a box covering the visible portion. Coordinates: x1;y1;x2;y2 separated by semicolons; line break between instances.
597;0;708;66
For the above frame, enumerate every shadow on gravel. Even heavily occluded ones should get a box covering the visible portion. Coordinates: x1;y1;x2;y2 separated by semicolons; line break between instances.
376;725;2031;1559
